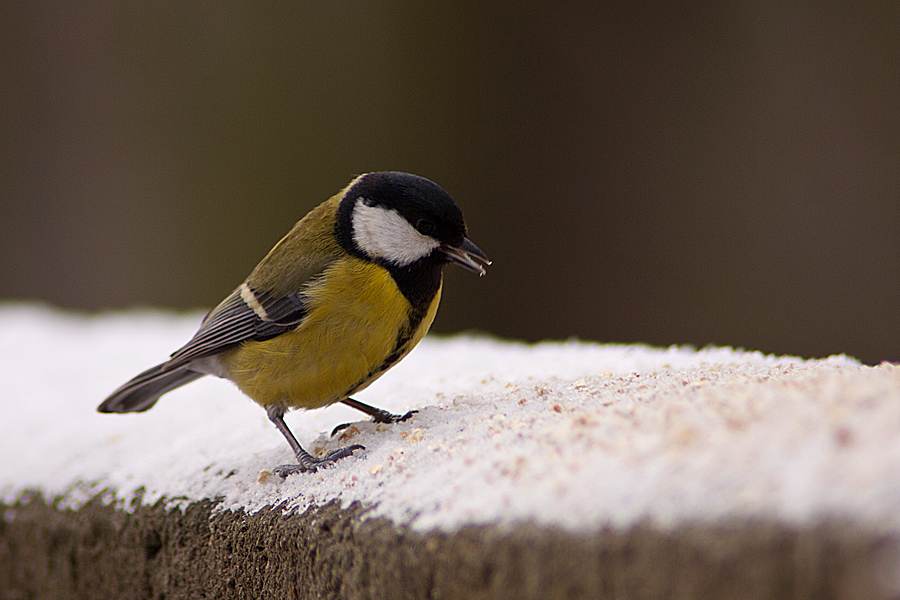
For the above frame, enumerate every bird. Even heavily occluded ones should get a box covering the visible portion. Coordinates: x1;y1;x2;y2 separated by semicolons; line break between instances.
98;171;490;477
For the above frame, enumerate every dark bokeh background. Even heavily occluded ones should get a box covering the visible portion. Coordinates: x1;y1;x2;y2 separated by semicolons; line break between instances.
2;1;898;363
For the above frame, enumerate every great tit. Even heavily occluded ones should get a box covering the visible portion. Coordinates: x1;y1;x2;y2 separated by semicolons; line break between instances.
98;171;490;477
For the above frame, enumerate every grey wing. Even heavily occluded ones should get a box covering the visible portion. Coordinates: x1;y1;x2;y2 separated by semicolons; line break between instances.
165;283;310;369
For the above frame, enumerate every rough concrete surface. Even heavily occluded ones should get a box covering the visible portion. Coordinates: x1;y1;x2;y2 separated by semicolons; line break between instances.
3;495;899;600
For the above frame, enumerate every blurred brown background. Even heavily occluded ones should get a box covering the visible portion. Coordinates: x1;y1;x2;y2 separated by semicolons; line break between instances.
2;1;898;363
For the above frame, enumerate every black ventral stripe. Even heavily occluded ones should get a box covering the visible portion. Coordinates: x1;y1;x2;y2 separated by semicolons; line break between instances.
374;297;433;374
337;268;441;400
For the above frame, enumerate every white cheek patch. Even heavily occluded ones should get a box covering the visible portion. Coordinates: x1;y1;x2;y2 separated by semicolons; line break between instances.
352;199;440;266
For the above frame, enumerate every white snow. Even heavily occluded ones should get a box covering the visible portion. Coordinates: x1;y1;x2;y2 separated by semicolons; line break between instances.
2;303;898;532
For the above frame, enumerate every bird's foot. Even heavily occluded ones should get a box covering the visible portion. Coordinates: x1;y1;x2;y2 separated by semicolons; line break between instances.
331;409;418;437
273;444;364;478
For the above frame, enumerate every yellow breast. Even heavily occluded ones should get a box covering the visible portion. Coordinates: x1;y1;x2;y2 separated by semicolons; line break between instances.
219;257;441;410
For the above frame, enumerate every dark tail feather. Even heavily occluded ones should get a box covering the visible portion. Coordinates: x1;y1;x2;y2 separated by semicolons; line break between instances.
98;362;206;413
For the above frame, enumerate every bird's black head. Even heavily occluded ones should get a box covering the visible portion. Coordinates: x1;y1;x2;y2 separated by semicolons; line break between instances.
336;172;490;276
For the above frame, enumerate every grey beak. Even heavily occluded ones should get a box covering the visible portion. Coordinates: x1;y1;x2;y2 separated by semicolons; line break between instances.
439;237;492;276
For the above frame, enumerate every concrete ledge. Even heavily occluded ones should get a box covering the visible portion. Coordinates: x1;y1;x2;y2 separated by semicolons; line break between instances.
3;495;898;600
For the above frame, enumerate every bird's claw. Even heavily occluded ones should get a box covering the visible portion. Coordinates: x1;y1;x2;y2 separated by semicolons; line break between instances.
374;409;418;424
273;444;364;478
331;409;418;437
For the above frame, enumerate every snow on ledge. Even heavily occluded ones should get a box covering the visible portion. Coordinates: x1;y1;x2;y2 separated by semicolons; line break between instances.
2;303;897;533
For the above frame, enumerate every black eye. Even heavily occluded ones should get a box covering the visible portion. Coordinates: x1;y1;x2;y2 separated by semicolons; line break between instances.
415;219;436;236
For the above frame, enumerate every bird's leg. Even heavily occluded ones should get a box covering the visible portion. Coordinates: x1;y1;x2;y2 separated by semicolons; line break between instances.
342;397;418;423
331;397;418;436
266;404;363;478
